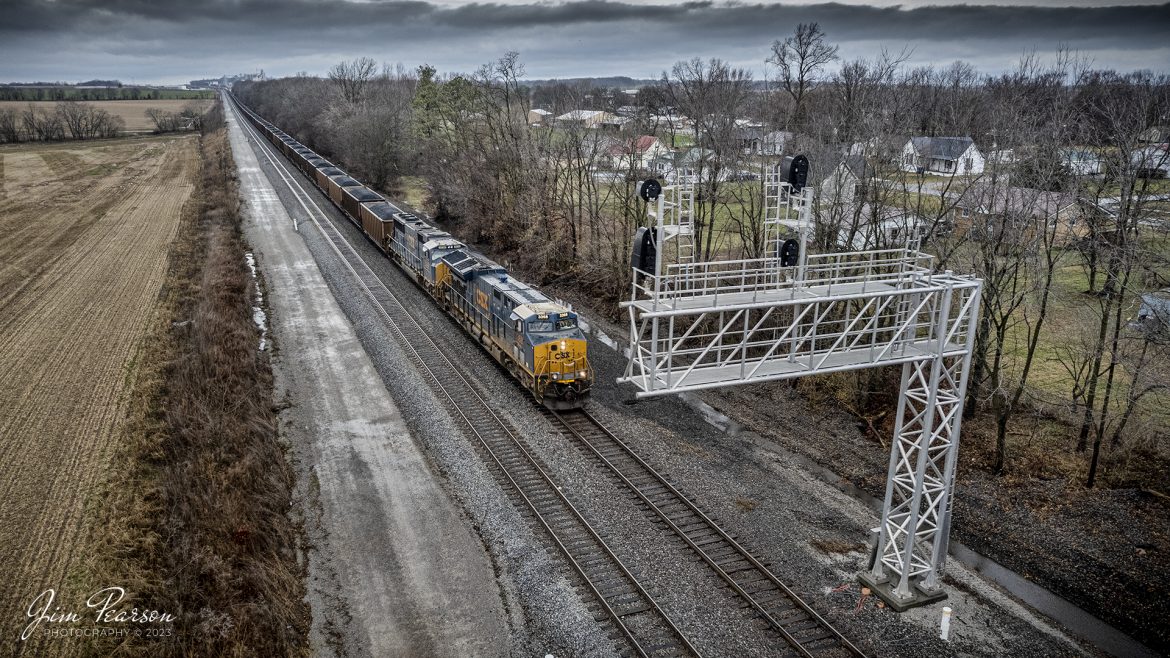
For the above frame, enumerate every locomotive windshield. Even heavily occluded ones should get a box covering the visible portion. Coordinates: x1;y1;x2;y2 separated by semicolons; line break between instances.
528;316;577;333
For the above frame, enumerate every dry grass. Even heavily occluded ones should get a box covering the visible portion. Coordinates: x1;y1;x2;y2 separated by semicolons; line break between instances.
0;99;213;132
89;100;310;656
810;538;867;555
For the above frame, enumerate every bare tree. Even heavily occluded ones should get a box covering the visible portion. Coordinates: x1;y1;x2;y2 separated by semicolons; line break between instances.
1067;71;1170;487
21;104;64;141
768;22;839;129
0;108;19;142
329;57;377;105
665;58;754;260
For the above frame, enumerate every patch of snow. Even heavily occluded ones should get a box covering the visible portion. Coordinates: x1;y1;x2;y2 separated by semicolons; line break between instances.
245;252;268;351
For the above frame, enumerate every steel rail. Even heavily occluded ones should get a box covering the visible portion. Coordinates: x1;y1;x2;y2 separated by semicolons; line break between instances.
550;408;868;658
227;96;699;658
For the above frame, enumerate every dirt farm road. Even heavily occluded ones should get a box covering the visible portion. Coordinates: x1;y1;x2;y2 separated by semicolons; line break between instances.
0;136;195;654
225;100;509;656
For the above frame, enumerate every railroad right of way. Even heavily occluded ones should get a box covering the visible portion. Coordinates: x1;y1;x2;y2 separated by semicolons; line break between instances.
227;93;1085;658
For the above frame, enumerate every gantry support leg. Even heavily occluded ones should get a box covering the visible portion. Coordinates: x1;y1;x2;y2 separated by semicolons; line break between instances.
861;282;979;610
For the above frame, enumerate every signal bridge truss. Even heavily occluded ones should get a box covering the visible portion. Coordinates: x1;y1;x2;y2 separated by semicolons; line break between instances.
621;165;983;609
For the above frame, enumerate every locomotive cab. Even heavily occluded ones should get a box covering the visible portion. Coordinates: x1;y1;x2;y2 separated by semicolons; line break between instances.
515;303;592;408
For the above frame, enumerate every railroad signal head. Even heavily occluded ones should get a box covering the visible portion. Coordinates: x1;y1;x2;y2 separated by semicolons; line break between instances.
630;227;657;273
638;178;662;202
780;155;809;192
780;238;800;267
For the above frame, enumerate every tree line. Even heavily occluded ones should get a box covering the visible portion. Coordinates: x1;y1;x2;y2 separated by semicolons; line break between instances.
0;86;213;102
235;30;1170;488
0;101;125;142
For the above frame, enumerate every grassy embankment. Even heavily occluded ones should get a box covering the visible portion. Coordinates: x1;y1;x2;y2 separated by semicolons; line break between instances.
89;99;309;656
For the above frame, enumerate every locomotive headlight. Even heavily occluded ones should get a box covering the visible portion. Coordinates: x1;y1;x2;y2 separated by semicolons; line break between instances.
560;340;567;350
579;370;587;378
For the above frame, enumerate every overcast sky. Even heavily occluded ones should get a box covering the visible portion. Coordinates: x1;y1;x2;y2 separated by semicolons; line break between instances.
1;0;1167;84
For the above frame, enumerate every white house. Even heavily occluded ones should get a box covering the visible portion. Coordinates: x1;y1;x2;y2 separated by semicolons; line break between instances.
762;131;793;155
555;110;614;129
600;135;670;170
1061;148;1104;176
1134;288;1170;334
839;208;925;251
1132;143;1170;176
901;137;985;175
527;108;552;126
1138;126;1170;143
820;155;875;205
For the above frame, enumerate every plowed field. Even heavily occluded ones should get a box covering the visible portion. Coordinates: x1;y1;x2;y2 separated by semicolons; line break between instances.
0;136;197;652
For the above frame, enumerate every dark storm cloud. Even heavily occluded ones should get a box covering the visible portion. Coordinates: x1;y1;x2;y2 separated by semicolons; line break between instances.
0;0;1167;81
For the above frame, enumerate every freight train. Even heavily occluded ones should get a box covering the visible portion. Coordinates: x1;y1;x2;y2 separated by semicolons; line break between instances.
229;94;592;409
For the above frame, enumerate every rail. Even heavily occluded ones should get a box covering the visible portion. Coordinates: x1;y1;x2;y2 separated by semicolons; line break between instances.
228;95;699;658
550;409;868;658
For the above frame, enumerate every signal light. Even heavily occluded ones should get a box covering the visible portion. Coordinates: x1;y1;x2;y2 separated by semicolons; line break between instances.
780;155;809;191
780;238;800;267
630;226;657;273
638;178;662;202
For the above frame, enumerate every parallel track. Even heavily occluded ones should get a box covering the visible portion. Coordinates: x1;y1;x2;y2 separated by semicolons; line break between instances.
549;408;867;658
229;96;699;658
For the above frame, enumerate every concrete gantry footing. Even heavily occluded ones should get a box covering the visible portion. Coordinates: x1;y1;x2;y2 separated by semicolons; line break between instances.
857;570;948;612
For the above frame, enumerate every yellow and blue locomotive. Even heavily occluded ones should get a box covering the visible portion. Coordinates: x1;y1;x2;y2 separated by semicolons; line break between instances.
436;249;591;409
230;95;592;408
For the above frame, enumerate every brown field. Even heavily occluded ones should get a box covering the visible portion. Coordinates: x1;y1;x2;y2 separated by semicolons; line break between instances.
0;135;197;652
0;99;213;132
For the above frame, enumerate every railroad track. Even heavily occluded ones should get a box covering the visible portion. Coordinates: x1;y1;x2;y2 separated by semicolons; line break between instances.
229;97;699;658
550;408;867;658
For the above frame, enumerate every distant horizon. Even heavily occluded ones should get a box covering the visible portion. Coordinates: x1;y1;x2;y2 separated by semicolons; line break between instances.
3;57;1170;91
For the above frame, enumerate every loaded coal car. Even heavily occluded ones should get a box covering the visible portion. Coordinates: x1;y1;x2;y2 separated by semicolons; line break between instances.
340;186;384;223
359;201;398;251
303;157;331;177
315;166;346;190
325;174;362;207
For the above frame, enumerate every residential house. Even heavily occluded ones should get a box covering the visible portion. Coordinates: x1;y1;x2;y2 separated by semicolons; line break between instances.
647;147;714;181
952;183;1085;244
1133;288;1170;335
762;131;793;156
833;205;925;251
1131;143;1170;177
1061;148;1104;176
598;115;632;132
987;148;1017;166
528;108;552;126
901;137;985;175
555;110;615;129
820;155;879;205
735;126;766;155
600;136;669;171
848;138;881;157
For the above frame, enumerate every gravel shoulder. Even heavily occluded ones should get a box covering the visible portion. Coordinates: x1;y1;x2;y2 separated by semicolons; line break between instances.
226;106;510;657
